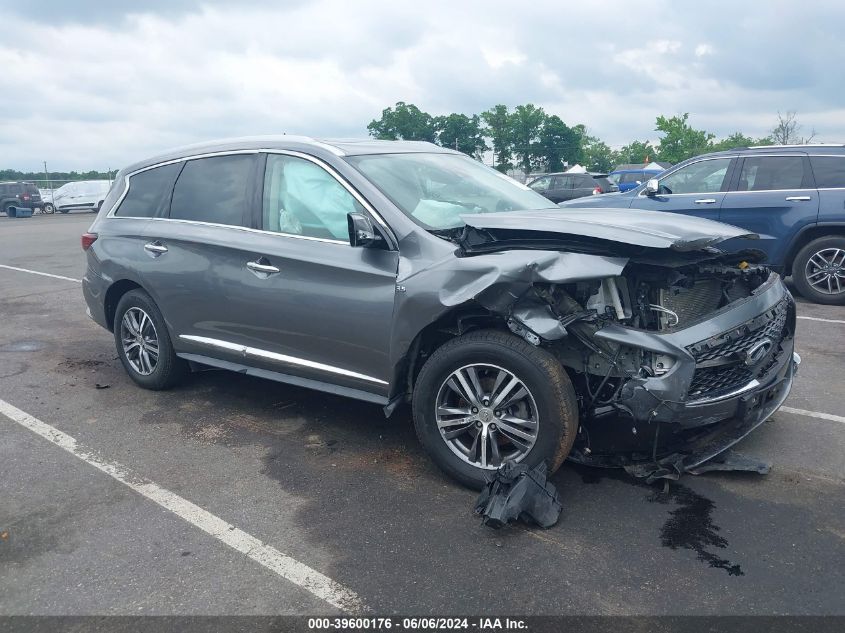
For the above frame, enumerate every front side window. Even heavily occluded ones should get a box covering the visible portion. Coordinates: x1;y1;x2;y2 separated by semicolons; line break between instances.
262;154;362;241
620;172;644;184
347;152;556;230
528;176;551;191
657;158;732;195
735;156;805;191
810;156;845;188
170;154;254;227
115;163;182;217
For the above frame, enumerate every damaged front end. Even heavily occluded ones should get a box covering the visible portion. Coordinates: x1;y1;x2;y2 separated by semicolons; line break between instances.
415;210;800;481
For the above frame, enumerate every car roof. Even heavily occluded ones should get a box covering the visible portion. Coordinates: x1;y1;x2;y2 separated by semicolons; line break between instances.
610;168;661;173
120;136;460;174
690;144;845;161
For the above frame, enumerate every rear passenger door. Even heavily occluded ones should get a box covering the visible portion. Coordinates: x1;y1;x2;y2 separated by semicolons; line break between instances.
546;175;572;202
719;155;819;266
137;152;265;352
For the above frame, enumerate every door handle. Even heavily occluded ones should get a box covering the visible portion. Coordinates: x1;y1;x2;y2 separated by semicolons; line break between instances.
144;241;168;256
785;196;812;202
693;198;717;204
246;259;280;276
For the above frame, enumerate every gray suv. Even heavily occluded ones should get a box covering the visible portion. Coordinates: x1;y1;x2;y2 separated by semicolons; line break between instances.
82;137;799;487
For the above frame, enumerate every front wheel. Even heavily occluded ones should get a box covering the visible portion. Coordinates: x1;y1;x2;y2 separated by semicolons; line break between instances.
43;203;55;214
114;289;187;390
412;329;578;489
792;236;845;305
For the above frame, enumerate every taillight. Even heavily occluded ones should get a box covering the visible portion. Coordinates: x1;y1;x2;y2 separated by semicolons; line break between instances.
22;193;30;201
592;186;601;195
81;232;98;251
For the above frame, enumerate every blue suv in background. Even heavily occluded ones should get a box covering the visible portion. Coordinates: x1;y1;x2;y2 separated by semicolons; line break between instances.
561;145;845;304
608;168;663;192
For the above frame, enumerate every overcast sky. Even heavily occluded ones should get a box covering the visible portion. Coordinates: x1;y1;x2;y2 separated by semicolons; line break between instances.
1;0;843;171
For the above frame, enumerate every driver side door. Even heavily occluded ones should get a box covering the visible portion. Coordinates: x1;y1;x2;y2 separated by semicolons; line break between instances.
631;157;736;220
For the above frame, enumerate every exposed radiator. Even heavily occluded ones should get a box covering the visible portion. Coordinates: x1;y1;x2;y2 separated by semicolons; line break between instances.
659;279;723;329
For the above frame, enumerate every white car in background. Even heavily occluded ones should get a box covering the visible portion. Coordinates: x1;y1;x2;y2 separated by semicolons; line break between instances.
52;180;112;213
38;188;55;213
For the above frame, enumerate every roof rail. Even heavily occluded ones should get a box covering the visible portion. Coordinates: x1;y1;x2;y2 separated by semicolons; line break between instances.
749;143;845;149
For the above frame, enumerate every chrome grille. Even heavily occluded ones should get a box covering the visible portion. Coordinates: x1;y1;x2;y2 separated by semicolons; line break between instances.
686;298;790;400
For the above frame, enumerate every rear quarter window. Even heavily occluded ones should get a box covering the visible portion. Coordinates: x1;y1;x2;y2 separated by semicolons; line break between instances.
810;156;845;188
114;163;182;218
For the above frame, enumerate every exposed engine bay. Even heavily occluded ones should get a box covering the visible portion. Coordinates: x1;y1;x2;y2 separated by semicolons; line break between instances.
393;211;799;481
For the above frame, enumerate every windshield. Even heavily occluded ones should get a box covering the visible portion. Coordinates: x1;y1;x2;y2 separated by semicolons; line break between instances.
346;152;556;230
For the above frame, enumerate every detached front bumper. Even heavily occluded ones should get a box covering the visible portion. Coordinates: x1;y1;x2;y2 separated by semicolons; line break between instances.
571;273;799;479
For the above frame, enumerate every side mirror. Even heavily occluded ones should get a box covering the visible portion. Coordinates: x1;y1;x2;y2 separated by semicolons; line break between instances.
347;212;377;247
645;178;659;195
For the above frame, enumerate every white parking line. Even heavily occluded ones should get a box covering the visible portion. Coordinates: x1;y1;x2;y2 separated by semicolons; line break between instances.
0;264;81;283
779;406;845;425
797;315;845;325
0;398;362;612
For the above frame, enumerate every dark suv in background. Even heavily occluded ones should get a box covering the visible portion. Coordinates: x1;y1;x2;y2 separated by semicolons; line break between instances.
527;172;618;203
1;181;42;216
560;145;845;304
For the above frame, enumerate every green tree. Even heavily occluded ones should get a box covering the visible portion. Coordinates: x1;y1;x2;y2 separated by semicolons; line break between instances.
616;140;660;165
481;104;514;172
367;102;437;142
654;113;715;163
537;115;581;172
580;136;615;173
710;131;772;151
509;104;547;176
434;113;487;157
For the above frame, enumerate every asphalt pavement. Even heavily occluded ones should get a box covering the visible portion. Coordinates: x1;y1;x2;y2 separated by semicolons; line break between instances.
1;213;843;615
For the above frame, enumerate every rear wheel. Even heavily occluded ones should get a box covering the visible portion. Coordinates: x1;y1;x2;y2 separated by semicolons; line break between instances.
792;236;845;305
412;329;578;489
114;289;187;390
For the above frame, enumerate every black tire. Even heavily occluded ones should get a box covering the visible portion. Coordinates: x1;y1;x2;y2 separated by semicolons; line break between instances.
59;208;69;214
412;329;578;489
94;201;103;213
43;203;54;214
114;289;187;390
792;236;845;305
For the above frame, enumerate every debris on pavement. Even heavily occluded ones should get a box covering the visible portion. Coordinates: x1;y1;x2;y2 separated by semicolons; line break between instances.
95;383;110;389
474;461;562;529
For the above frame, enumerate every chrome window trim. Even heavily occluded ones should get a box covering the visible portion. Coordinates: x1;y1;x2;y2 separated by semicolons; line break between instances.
179;334;388;385
107;148;398;249
724;188;817;195
141;216;349;245
816;187;845;191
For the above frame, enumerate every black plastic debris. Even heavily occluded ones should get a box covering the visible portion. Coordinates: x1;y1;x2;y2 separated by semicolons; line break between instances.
624;450;771;483
474;461;562;529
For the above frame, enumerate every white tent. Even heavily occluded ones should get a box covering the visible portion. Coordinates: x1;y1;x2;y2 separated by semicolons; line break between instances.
565;164;587;173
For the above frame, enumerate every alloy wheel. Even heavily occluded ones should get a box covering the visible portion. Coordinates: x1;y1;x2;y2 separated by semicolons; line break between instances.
805;247;845;295
120;307;159;375
435;363;539;469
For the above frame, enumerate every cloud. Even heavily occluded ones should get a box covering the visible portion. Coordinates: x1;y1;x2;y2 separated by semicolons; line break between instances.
1;0;843;170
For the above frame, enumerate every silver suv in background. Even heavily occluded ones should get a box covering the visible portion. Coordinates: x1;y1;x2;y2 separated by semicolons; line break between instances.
82;137;799;487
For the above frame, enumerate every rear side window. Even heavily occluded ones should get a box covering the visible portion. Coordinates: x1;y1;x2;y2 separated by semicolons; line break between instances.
810;156;845;188
9;184;22;194
170;155;254;226
115;163;182;217
735;156;806;191
552;175;571;188
0;185;7;195
620;172;644;184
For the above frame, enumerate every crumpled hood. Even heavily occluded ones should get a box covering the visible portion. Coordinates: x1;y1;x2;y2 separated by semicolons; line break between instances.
460;208;758;252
